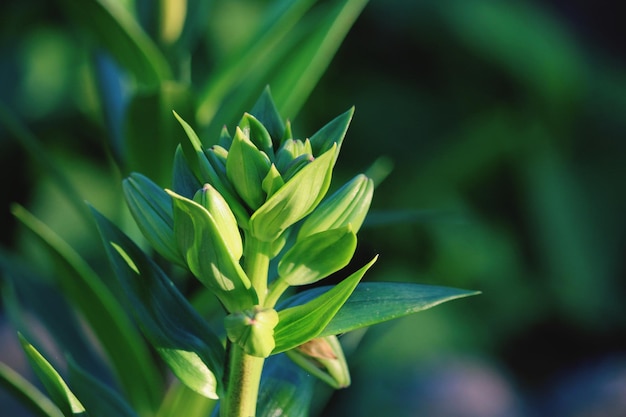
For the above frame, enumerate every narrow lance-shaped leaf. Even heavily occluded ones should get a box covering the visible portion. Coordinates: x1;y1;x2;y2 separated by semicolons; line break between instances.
18;334;87;417
250;145;336;242
11;204;161;413
280;282;481;338
249;86;285;144
0;362;65;417
273;256;378;354
91;208;225;400
167;190;257;312
308;106;354;158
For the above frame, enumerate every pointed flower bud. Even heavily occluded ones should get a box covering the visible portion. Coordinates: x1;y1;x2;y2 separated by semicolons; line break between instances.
224;306;279;358
122;173;183;267
298;174;374;240
238;112;275;159
278;225;357;286
249;145;336;242
226;127;272;210
192;184;243;260
286;335;351;389
167;190;257;312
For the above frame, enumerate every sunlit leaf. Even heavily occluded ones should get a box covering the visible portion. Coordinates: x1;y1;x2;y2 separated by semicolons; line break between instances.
18;334;87;417
0;362;64;417
273;256;377;353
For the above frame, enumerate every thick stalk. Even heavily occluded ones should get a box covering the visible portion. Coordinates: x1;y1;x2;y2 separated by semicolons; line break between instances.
221;234;272;416
243;236;272;305
221;344;265;417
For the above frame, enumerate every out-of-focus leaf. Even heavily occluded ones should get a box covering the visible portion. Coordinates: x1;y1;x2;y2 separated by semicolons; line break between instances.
91;208;225;400
280;282;480;337
18;334;87;417
172;145;202;199
0;362;64;417
273;256;377;353
10;205;161;415
124;81;195;186
196;0;319;129
272;0;369;119
58;0;172;87
67;360;139;417
0;102;92;226
156;380;216;417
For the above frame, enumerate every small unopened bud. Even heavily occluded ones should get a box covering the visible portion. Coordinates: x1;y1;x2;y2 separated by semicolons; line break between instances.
225;306;279;358
286;335;351;389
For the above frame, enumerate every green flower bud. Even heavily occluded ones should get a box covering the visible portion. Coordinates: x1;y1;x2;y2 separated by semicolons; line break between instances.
192;184;243;260
261;164;284;199
167;190;257;312
298;174;373;240
286;335;351;389
122;173;183;267
249;145;336;242
226;127;272;210
224;306;279;358
238;112;274;159
282;153;315;182
275;138;313;174
278;225;357;286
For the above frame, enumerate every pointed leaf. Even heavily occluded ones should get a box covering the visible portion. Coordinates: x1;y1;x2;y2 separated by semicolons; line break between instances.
0;362;64;417
91;208;225;399
281;282;481;337
249;86;285;144
172;145;202;199
18;334;87;417
11;205;161;413
308;106;354;157
273;256;377;353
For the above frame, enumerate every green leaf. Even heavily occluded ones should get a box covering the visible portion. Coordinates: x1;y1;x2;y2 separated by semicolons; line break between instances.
281;282;481;337
257;354;316;417
250;145;336;242
309;106;354;157
11;205;161;414
155;380;216;417
278;225;357;286
124;82;195;186
67;360;139;417
273;256;377;353
58;0;171;87
91;208;225;400
18;334;87;417
167;190;257;312
0;362;64;417
123;173;182;266
271;0;368;118
249;86;285;144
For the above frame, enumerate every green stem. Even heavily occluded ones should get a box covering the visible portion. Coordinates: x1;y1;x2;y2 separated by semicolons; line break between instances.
221;344;265;417
243;236;272;305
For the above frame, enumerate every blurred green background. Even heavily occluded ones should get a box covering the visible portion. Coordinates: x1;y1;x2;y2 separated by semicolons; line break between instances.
2;0;625;416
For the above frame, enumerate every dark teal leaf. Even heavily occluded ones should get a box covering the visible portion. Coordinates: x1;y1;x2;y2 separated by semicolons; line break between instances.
0;362;64;417
67;360;139;417
91;208;225;399
280;282;481;337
